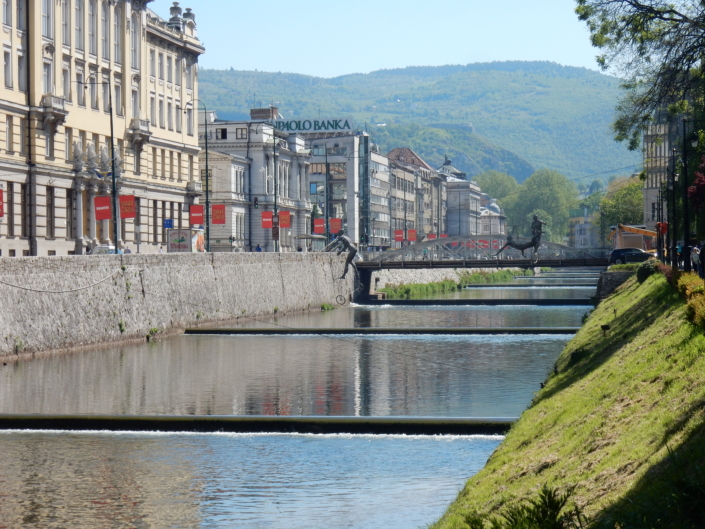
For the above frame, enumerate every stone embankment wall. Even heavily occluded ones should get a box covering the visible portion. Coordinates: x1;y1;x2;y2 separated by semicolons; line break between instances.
596;271;634;298
370;267;537;292
0;253;353;358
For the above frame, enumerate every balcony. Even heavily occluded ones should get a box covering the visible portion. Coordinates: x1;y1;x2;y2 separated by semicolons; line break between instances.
40;94;68;131
186;180;202;197
127;118;152;152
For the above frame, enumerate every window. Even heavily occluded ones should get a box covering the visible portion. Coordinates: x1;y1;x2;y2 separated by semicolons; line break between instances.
175;58;181;86
88;0;97;55
61;0;70;46
113;4;121;63
167;101;172;130
42;0;52;38
65;126;72;160
3;50;11;88
66;189;74;239
149;95;155;124
130;14;139;69
89;71;98;108
62;63;70;100
102;75;109;112
75;0;84;50
236;128;247;139
17;52;26;91
15;0;22;30
160;149;165;178
46;187;55;238
169;151;174;179
149;49;155;76
3;0;11;26
134;143;140;173
114;83;122;115
42;61;52;94
158;98;164;128
6;184;13;236
185;62;192;89
45;125;54;158
175;103;181;132
151;146;156;176
186;108;193;135
188;154;193;180
158;52;163;79
216;128;227;140
166;56;172;82
76;71;85;106
5;115;12;152
177;152;181;180
131;88;139;118
101;1;109;60
19;118;25;153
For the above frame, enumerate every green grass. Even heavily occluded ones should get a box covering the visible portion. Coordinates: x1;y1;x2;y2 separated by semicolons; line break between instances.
432;273;705;528
380;279;459;299
608;263;639;272
458;268;534;286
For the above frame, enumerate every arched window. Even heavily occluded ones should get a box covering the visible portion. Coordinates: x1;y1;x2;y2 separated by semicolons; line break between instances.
114;4;122;63
75;0;84;50
88;0;96;55
130;13;139;69
100;1;109;60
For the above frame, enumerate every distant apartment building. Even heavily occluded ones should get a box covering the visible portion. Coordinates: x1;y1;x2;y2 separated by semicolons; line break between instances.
568;207;599;248
642;112;680;232
0;1;205;257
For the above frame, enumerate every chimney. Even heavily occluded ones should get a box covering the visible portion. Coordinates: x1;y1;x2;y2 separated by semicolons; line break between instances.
250;107;280;120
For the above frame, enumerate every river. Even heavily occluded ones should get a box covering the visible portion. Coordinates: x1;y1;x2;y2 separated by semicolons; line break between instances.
0;270;598;528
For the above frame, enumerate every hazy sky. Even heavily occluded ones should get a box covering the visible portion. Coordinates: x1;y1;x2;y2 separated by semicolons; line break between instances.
151;0;600;78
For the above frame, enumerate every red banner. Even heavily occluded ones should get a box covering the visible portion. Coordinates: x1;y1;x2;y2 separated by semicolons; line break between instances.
408;229;416;241
212;204;226;225
313;218;325;234
94;196;112;221
427;233;436;240
262;211;273;229
279;211;291;228
119;195;136;219
330;218;342;233
477;240;489;249
190;205;204;225
492;240;500;249
0;189;4;218
440;234;448;238
394;230;404;242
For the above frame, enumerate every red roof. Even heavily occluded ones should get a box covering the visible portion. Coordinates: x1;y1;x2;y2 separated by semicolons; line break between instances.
386;147;435;172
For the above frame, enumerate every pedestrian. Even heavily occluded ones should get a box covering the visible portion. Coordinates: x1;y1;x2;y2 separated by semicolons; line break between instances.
692;247;700;275
297;245;303;252
124;246;132;254
158;246;163;253
256;244;262;252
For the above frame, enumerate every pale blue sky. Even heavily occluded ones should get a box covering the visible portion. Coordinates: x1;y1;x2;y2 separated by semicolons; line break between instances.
151;0;600;78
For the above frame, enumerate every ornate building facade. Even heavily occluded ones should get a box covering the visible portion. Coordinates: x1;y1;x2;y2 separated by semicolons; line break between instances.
0;0;204;256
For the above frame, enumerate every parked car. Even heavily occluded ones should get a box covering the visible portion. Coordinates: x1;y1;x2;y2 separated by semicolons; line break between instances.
91;245;122;255
608;247;649;264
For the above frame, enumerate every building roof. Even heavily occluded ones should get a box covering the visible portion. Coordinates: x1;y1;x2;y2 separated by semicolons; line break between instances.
386;147;435;172
437;156;467;180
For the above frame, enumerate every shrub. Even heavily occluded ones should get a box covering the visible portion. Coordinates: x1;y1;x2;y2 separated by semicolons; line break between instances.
676;272;704;299
657;263;679;286
636;258;659;283
609;263;639;272
686;294;705;328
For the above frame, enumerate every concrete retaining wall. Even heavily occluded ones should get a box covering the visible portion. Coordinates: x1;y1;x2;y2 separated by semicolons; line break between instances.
0;253;354;358
596;271;634;298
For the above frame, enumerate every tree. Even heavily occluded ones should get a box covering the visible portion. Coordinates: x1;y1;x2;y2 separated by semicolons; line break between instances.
598;180;644;242
512;169;579;242
576;0;705;149
474;170;523;201
588;178;605;194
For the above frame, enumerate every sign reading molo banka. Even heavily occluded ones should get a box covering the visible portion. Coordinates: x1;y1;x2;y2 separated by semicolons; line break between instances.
273;119;352;133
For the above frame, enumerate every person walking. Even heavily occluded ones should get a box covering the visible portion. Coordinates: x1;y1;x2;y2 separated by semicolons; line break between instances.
692;247;700;276
255;244;262;252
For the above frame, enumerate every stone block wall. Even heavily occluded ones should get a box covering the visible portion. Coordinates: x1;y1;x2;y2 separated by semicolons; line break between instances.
0;253;353;357
596;271;634;298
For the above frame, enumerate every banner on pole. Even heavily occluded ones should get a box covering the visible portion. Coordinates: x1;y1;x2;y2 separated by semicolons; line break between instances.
190;205;204;225
279;211;291;228
427;233;436;240
261;211;273;229
119;195;136;219
313;218;325;234
212;204;226;224
407;229;416;242
394;230;404;242
95;196;112;221
330;218;342;233
440;234;449;238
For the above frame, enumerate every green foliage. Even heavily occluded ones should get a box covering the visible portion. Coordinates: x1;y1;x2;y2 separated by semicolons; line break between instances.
608;263;639;272
458;268;534;286
118;320;126;333
380;279;458;300
199;62;640;180
636;258;659;283
598;179;643;242
320;303;335;312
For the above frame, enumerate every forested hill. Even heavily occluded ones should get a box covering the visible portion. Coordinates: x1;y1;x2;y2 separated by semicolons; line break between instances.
199;61;640;182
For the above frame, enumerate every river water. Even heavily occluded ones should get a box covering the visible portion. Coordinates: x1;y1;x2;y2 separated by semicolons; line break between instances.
0;271;597;528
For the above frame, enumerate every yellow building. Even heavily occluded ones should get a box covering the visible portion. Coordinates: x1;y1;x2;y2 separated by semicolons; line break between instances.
0;0;204;256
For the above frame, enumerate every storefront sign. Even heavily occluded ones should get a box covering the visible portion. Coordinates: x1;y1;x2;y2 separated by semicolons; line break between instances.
394;230;404;242
273;119;352;133
440;234;448;238
427;233;436;240
279;211;291;228
119;195;136;219
212;204;226;225
190;205;204;225
408;229;416;242
95;196;112;221
313;218;325;234
330;218;342;233
262;211;273;229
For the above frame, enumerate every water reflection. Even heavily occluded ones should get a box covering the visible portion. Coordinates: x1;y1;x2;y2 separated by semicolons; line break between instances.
0;333;570;417
0;431;501;529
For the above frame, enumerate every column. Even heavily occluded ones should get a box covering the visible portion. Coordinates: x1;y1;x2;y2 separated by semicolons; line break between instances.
74;182;85;254
88;185;97;245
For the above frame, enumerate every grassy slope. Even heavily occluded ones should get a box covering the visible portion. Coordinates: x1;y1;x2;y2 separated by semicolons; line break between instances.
433;273;705;528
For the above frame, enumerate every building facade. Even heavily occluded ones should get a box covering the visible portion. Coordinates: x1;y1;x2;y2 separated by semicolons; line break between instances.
445;177;482;236
0;0;204;257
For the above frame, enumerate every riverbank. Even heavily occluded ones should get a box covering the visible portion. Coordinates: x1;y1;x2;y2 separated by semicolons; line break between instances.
433;271;705;528
0;253;353;358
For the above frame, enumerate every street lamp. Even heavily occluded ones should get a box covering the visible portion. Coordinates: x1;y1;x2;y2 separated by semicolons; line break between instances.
187;99;210;252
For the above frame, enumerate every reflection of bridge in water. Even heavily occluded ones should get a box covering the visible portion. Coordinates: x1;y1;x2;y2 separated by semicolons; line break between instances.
354;235;607;299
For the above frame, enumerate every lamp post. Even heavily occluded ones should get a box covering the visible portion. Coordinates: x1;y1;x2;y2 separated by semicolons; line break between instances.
670;148;679;271
187;99;210;251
